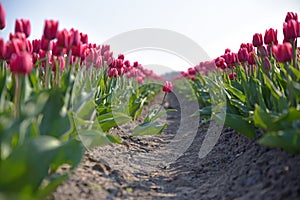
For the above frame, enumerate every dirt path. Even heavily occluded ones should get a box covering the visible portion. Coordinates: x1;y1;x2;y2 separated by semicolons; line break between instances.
50;93;300;200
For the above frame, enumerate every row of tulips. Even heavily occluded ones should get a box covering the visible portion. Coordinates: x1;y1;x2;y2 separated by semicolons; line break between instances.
178;11;300;153
0;3;173;200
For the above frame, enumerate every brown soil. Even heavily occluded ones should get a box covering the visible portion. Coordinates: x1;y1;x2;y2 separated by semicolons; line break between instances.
50;93;300;200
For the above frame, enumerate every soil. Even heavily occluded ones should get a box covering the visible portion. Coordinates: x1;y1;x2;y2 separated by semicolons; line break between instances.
50;92;300;200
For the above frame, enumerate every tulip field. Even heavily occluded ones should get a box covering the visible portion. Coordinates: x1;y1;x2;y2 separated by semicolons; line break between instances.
0;3;300;199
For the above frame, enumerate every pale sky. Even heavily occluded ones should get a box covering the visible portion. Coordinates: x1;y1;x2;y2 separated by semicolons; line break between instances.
0;0;299;73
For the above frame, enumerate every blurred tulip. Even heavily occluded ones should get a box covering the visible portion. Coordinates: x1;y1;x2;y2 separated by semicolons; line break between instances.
118;54;125;60
272;42;293;63
0;38;6;59
228;72;237;80
43;20;58;40
80;32;88;44
285;12;298;22
257;46;268;57
264;28;278;45
10;52;33;74
215;56;227;70
252;33;263;47
0;3;6;30
15;19;31;38
248;51;257;65
57;29;73;50
162;81;174;93
283;20;299;40
263;57;271;71
32;39;41;53
238;47;249;62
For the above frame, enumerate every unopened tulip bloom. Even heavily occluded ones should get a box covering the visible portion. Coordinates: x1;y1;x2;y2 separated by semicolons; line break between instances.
264;28;278;45
43;20;58;40
162;81;174;93
248;51;257;65
285;12;298;22
228;72;237;80
80;32;88;44
283;20;299;40
10;52;33;74
252;33;263;47
215;56;227;70
15;19;31;38
0;38;6;59
238;47;249;62
263;57;272;71
272;43;293;63
0;3;6;30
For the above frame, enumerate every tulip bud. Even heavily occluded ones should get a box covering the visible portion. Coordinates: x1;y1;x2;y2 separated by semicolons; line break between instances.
80;33;88;44
272;42;293;63
0;38;6;59
0;3;6;30
238;47;249;63
264;28;278;45
252;33;263;47
228;72;237;80
15;19;31;38
118;54;125;60
10;52;33;74
283;20;299;40
285;12;298;22
162;81;174;93
263;57;272;71
215;56;227;70
248;51;257;65
43;20;58;40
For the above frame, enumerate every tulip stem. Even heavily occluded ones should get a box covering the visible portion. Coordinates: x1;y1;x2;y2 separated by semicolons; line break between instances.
157;92;167;114
14;74;22;118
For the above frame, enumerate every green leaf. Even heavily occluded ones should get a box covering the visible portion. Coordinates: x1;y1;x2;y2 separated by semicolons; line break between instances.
214;112;256;139
78;129;116;148
98;112;131;132
258;129;300;153
132;121;167;136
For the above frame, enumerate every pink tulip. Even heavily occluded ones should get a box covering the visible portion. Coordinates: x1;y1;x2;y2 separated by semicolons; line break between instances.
228;72;237;80
272;42;293;63
80;33;88;44
162;81;174;93
0;3;6;30
264;28;278;45
215;56;227;70
238;47;249;63
283;20;299;40
248;51;257;65
10;52;33;74
0;38;6;59
285;12;298;22
43;20;58;40
15;19;31;38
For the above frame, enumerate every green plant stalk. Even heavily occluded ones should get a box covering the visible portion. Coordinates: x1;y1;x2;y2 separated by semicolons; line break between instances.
157;92;167;114
14;74;22;118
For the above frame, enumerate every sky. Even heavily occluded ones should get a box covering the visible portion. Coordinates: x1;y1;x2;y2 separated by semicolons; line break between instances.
0;0;299;73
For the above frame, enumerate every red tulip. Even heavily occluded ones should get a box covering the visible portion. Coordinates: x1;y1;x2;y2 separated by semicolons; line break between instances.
224;48;231;54
272;42;293;63
52;56;65;71
228;72;237;80
108;67;119;78
43;20;58;40
162;81;174;93
252;33;263;47
240;43;253;53
133;61;139;68
57;29;73;50
263;57;271;71
80;33;88;44
118;54;125;60
15;19;31;38
5;38;26;60
10;52;33;74
40;36;53;51
32;39;41;53
257;46;268;57
222;52;237;67
264;28;278;45
285;12;298;22
215;56;227;70
70;28;80;46
188;67;196;75
283;20;299;40
0;38;6;59
0;3;6;30
238;47;249;62
248;51;257;65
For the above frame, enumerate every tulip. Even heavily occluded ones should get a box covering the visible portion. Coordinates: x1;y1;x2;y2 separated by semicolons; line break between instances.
188;67;196;75
57;29;73;50
10;52;33;74
80;33;88;44
257;46;268;57
252;33;263;47
32;39;41;53
133;61;139;68
43;20;58;40
215;56;227;70
238;47;249;62
118;54;125;60
162;81;174;93
248;51;257;65
40;36;52;51
15;19;31;38
285;12;298;22
283;20;299;40
264;28;278;45
272;43;293;63
0;38;6;59
108;67;119;78
0;3;6;30
70;28;80;46
222;52;236;67
224;48;231;54
263;57;271;71
228;72;237;80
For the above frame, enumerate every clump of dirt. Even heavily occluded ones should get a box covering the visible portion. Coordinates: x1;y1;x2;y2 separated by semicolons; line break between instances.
50;93;300;200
